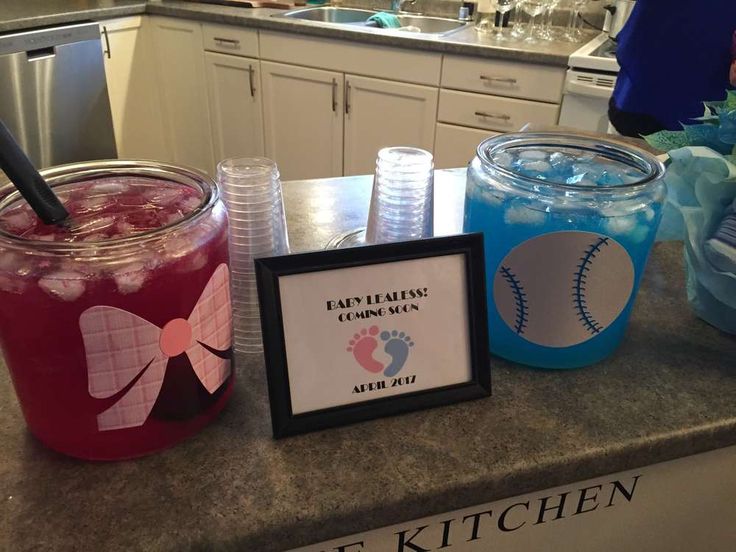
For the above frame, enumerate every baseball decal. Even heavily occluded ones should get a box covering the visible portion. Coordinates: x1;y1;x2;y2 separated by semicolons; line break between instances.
493;231;635;348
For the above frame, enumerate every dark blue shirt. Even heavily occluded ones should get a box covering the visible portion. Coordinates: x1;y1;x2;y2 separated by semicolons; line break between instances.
612;0;736;130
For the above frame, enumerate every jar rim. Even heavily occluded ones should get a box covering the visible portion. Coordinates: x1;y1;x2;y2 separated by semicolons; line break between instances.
216;157;278;180
0;159;218;252
476;132;666;195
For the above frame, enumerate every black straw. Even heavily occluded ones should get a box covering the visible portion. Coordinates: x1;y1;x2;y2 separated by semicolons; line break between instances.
0;120;69;225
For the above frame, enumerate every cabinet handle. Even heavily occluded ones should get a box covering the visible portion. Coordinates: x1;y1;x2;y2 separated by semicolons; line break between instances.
331;78;337;112
101;26;111;59
474;111;511;121
247;64;256;97
479;75;517;84
214;37;240;47
345;80;351;115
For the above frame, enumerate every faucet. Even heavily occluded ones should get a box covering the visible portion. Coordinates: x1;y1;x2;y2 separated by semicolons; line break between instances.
390;0;417;13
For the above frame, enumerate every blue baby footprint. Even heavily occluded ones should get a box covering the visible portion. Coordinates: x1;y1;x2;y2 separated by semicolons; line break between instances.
380;330;414;377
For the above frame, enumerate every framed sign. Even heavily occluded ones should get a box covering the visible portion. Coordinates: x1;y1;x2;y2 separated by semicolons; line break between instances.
255;233;491;438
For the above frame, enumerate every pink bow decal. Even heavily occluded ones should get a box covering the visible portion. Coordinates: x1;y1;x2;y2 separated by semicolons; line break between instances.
80;263;232;431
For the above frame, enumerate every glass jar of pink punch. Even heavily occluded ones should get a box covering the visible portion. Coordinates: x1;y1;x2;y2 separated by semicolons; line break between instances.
0;160;234;460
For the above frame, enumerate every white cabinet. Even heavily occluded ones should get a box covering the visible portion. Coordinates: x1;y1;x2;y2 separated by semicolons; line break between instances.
434;123;498;169
259;30;441;179
261;61;343;181
100;16;168;160
149;17;214;174
343;75;438;176
205;52;264;165
261;62;440;180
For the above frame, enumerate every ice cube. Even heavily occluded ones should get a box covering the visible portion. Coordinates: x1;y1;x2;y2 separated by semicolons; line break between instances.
549;152;575;169
570;162;603;179
0;274;26;294
81;232;108;242
175;250;208;274
2;210;35;234
38;271;86;301
114;221;135;237
576;152;596;163
518;149;548;161
600;203;637;218
76;215;116;235
566;174;597;187
178;196;201;212
164;236;194;260
471;184;504;206
493;151;514;169
92;181;126;194
0;252;17;272
596;171;626;186
504;202;546;225
513;159;552;179
114;263;148;294
603;214;637;235
642;207;656;222
74;196;108;213
28;234;56;242
0;252;33;276
163;211;185;226
144;187;180;206
629;225;650;244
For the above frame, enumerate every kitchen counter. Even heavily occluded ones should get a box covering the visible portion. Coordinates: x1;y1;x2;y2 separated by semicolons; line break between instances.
0;0;592;66
0;0;148;33
1;169;736;551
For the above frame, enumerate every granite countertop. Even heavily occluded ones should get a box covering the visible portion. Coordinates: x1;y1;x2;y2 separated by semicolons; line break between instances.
0;0;592;66
0;0;148;33
2;169;736;551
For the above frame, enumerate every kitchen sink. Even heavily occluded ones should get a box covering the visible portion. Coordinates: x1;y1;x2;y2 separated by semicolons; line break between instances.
278;7;376;24
276;7;467;35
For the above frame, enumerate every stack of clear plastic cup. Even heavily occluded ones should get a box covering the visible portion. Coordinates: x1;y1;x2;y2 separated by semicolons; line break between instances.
365;147;434;245
217;157;289;354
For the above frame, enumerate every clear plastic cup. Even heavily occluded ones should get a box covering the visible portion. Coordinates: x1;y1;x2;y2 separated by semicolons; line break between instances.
217;157;290;353
365;147;434;245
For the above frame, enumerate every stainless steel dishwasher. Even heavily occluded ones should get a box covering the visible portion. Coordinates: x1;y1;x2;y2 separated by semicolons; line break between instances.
0;22;117;169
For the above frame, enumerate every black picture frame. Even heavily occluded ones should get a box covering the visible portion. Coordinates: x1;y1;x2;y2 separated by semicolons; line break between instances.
254;233;491;438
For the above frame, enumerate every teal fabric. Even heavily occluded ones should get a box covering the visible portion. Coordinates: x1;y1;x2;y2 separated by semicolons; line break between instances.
665;146;736;333
367;13;402;29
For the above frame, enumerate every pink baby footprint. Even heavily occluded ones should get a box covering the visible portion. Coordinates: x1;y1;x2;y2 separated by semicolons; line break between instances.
346;326;384;373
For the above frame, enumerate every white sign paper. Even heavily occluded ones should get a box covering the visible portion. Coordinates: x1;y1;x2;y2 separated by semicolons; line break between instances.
278;254;472;414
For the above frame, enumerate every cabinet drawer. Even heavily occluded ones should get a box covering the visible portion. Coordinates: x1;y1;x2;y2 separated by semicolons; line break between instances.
434;123;498;169
441;55;565;103
438;90;559;132
202;24;258;57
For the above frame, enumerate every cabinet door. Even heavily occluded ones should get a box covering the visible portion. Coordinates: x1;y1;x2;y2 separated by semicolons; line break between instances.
343;75;438;176
149;17;214;174
101;17;168;160
261;61;343;180
434;123;498;169
205;52;264;166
